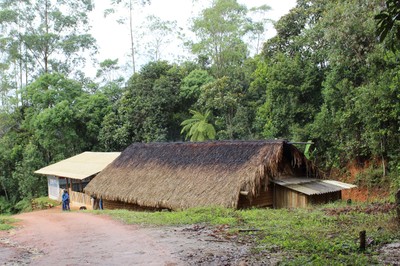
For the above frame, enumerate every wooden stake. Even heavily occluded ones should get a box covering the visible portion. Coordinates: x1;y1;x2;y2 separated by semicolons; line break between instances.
396;189;400;224
359;230;366;251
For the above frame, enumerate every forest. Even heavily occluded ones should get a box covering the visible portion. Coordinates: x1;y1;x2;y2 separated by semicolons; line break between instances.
0;0;399;213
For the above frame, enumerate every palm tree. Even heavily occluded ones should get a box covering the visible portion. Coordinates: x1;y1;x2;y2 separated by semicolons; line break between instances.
180;110;216;141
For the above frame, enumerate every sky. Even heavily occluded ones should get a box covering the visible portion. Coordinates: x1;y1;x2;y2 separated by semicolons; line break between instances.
87;0;297;77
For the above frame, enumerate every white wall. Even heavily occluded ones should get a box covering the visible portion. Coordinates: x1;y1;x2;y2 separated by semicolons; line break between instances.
47;176;60;200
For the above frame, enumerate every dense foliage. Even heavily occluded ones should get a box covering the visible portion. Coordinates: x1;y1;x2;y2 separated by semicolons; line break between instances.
0;0;399;211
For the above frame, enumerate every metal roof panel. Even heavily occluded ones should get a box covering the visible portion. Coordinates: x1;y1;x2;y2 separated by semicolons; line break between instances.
272;178;356;195
34;152;121;180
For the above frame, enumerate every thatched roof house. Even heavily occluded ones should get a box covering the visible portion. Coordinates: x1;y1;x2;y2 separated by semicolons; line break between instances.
84;140;354;210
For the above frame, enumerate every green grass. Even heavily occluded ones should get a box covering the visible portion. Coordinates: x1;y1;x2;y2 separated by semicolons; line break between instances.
31;197;60;209
96;201;399;265
0;215;17;230
95;206;239;226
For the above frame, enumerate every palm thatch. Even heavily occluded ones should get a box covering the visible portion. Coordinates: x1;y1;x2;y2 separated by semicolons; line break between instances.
84;140;320;210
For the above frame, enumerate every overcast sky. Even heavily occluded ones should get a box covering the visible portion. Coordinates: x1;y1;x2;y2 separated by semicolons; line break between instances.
88;0;297;77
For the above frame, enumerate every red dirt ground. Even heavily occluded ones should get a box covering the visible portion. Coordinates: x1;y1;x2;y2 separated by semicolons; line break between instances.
0;207;264;265
0;207;180;265
337;161;391;202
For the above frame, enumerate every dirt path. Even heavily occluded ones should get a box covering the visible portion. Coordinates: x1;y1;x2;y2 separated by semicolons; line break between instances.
0;207;261;266
0;207;182;265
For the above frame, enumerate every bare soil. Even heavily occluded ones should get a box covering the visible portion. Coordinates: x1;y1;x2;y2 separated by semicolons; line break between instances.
338;160;390;202
2;206;397;265
0;207;276;265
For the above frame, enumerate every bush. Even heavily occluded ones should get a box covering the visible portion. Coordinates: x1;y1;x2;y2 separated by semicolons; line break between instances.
355;165;390;189
31;197;59;210
15;198;33;213
0;197;14;214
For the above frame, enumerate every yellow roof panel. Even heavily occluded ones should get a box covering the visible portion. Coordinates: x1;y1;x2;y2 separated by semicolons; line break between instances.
35;152;120;180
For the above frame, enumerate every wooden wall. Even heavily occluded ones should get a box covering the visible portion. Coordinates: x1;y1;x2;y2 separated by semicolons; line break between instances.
103;199;163;211
274;185;308;208
69;190;92;208
237;185;273;209
309;191;341;205
274;185;342;208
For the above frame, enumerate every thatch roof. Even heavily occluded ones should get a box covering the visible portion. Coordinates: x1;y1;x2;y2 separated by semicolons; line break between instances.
84;140;319;210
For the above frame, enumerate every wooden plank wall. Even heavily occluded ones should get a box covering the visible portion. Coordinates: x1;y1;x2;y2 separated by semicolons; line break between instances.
310;191;341;204
69;190;92;208
275;186;342;208
237;186;273;209
274;185;308;208
103;199;163;211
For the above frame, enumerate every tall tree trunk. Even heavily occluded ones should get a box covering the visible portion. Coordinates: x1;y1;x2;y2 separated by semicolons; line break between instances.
44;0;49;73
129;0;136;74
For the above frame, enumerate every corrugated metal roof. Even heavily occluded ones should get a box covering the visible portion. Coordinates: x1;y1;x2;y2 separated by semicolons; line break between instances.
272;178;356;195
322;180;357;189
34;152;121;180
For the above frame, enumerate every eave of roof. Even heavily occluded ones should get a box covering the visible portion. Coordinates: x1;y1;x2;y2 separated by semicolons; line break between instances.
272;178;356;195
34;152;121;180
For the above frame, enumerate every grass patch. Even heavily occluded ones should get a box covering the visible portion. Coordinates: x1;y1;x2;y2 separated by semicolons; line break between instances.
96;201;399;265
95;206;238;226
31;197;60;210
0;215;18;230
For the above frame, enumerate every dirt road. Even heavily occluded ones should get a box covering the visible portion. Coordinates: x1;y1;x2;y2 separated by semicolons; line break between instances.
0;207;182;265
0;207;258;266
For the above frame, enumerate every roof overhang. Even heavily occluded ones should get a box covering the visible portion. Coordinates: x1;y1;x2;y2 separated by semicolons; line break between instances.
35;152;121;180
272;178;356;195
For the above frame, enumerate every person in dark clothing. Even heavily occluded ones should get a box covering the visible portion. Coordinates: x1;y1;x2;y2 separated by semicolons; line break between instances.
99;196;103;210
91;194;97;210
62;190;70;211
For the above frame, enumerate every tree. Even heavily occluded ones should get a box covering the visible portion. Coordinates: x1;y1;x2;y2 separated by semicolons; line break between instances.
13;141;47;199
180;110;216;141
73;93;112;151
0;0;97;79
96;59;121;85
105;0;150;74
375;0;400;49
257;0;400;178
95;59;125;103
100;61;183;148
179;69;214;110
255;53;323;140
138;15;178;62
246;5;272;55
190;0;270;78
196;76;245;139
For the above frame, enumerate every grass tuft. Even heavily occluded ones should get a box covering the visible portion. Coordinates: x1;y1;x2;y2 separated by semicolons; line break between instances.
0;215;18;230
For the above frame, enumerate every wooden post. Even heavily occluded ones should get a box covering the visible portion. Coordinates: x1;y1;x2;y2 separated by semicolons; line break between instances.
359;230;366;251
396;189;400;224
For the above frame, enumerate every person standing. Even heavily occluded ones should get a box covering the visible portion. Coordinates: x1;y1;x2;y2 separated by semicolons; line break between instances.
62;190;69;211
99;196;103;210
65;190;70;211
91;194;97;210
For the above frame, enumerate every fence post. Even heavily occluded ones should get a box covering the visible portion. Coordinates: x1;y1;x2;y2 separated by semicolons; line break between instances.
396;189;400;224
